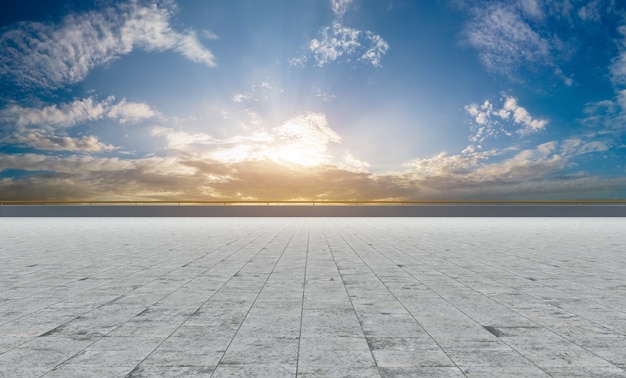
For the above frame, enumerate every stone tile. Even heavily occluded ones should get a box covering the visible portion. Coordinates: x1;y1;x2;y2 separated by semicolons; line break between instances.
212;364;296;377
542;366;626;377
589;346;626;368
144;349;224;369
43;365;132;377
39;313;128;341
173;325;239;342
1;218;625;375
301;309;362;337
220;336;299;365
506;337;619;368
298;337;376;368
0;366;50;378
17;336;92;360
0;346;71;370
0;337;27;354
0;317;73;338
127;365;215;377
62;349;149;370
298;366;381;377
236;315;301;337
461;366;550;377
378;367;465;377
367;337;454;368
359;316;427;338
88;335;164;353
446;345;537;369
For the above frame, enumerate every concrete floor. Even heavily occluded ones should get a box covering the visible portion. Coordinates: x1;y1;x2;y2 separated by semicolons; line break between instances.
0;218;625;378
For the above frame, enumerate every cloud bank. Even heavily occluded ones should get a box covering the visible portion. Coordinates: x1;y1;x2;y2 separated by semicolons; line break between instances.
1;108;623;200
1;142;623;201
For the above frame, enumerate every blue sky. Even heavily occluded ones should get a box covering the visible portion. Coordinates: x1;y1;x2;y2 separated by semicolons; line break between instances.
1;0;626;200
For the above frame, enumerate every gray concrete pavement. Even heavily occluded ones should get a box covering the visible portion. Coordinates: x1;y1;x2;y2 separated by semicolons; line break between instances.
0;218;625;377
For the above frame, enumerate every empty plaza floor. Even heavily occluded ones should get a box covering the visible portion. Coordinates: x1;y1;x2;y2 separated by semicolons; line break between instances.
1;218;625;378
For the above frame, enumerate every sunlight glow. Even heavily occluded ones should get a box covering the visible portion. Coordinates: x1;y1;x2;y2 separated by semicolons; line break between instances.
208;112;341;167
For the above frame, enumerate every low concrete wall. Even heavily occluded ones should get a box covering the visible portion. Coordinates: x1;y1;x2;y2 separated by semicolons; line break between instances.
1;205;626;216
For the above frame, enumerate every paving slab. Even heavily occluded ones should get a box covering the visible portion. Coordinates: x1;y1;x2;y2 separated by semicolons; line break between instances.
0;217;625;377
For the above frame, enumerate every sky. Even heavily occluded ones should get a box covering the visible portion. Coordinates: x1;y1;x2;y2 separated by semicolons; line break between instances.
1;0;626;201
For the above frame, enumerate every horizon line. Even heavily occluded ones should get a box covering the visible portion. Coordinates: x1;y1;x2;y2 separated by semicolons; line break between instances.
2;199;626;206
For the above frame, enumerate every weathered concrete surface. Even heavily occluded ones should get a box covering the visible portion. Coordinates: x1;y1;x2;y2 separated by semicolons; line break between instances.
0;218;625;377
1;204;626;217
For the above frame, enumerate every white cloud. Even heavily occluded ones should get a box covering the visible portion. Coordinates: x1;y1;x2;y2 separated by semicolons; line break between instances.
293;0;387;68
0;154;127;173
461;0;625;85
554;67;573;86
201;30;220;41
211;112;341;167
584;23;626;133
405;149;498;177
275;113;341;144
574;0;624;23
1;136;624;200
232;81;273;104
152;126;276;151
245;109;263;127
388;140;626;200
174;31;216;66
561;138;609;156
584;99;617;116
1;97;159;129
577;0;602;21
465;95;547;146
288;56;308;67
611;26;626;87
545;0;575;20
0;97;135;152
107;99;159;124
464;5;551;77
0;96;158;152
518;0;544;19
154;112;342;168
465;100;493;125
472;143;565;182
309;23;361;66
0;0;215;89
316;88;336;102
151;127;217;150
581;89;626;131
3;98;106;129
498;97;548;133
360;32;389;68
9;131;115;152
308;22;388;67
407;142;563;183
342;152;370;172
232;94;248;103
331;0;353;18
